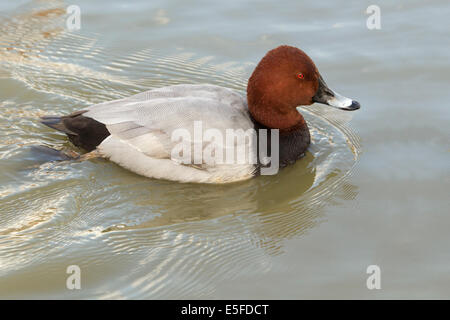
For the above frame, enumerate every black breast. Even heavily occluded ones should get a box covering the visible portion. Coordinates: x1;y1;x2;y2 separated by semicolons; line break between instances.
253;118;311;173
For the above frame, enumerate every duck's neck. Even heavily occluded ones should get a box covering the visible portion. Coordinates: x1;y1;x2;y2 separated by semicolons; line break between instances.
249;101;311;170
248;99;308;133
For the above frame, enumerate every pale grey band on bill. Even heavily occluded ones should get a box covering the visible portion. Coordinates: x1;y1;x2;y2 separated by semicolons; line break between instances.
312;74;360;111
326;91;355;110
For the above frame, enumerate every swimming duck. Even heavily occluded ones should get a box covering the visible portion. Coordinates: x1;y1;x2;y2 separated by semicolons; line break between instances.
41;45;360;183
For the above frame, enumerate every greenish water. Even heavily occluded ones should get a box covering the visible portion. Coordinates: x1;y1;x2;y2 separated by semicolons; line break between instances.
0;0;449;299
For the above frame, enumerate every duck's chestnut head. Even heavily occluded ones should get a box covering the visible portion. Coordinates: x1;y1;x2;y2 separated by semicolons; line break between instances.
247;45;360;129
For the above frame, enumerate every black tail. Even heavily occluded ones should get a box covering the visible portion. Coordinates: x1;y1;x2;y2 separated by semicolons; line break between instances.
40;111;110;151
41;116;77;135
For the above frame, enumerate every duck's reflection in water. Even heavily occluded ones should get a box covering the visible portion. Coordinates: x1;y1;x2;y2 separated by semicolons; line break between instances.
78;151;358;299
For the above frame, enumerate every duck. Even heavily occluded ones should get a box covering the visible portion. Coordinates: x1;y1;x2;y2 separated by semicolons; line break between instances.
41;45;360;184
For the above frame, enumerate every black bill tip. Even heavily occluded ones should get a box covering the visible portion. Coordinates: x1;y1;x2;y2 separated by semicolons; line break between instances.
345;100;360;111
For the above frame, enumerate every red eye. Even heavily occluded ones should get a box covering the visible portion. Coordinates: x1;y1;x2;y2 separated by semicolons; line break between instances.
297;73;304;79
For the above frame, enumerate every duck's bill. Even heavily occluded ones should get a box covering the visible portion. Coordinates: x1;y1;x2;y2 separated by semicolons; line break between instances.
312;75;360;111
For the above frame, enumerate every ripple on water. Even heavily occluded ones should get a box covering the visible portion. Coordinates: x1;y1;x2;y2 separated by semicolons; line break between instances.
0;1;360;299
